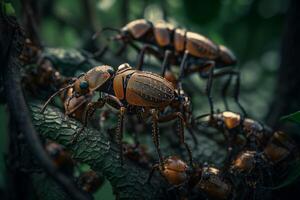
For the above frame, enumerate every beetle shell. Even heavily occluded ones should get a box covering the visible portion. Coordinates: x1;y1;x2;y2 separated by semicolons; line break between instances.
153;21;173;47
174;29;186;53
123;19;152;39
126;71;175;107
185;32;219;59
197;166;232;200
232;151;256;172
263;131;295;164
161;156;188;185
222;111;241;129
218;45;237;66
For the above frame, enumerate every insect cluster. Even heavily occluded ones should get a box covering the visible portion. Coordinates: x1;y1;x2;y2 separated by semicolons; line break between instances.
21;19;299;199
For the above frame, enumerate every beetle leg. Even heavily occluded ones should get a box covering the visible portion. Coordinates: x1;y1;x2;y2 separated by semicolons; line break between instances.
233;73;247;117
151;109;164;169
41;84;74;113
136;45;162;70
71;100;106;143
178;50;189;89
157;112;193;167
205;61;216;117
202;68;247;116
147;164;159;183
161;50;172;77
116;107;126;165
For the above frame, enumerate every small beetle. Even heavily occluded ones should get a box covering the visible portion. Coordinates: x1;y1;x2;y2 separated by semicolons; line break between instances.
41;64;193;167
196;165;232;200
148;156;190;186
262;131;296;165
195;111;273;153
97;19;244;115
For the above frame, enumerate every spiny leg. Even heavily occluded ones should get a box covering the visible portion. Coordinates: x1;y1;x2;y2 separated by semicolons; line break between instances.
157;112;193;167
176;114;193;168
151;109;164;169
116;107;126;165
72;100;106;143
161;50;172;77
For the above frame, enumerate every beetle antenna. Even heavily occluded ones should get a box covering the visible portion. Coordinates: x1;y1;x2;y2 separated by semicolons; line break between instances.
92;27;122;40
41;84;74;113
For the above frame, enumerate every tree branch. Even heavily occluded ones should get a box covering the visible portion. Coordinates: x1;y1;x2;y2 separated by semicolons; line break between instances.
30;103;166;200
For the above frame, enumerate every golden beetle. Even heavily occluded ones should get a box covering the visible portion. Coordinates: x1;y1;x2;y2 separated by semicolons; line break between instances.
41;64;193;167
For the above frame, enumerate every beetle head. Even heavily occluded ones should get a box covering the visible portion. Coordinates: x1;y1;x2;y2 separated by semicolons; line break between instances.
74;65;114;96
217;45;237;67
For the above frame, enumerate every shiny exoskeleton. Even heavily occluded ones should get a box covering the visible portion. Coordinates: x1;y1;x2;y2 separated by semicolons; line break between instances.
99;19;245;115
45;141;74;176
78;170;104;193
41;64;193;167
262;131;296;165
148;156;232;200
195;111;273;153
196;165;232;200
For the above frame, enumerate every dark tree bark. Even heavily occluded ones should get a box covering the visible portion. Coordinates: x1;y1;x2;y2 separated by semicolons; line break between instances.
266;0;300;131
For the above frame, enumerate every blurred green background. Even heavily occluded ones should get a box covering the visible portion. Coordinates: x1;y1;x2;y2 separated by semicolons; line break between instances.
1;0;288;199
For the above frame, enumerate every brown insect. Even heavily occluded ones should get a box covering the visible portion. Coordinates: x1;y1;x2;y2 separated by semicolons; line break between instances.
78;170;104;193
148;157;232;199
45;141;74;176
262;131;296;165
97;19;245;115
195;111;273;154
196;165;232;200
148;156;190;186
41;64;193;168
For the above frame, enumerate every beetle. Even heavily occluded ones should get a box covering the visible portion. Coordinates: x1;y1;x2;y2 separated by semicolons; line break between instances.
96;19;245;116
45;141;74;176
41;63;193;167
262;131;296;165
148;156;232;199
196;164;232;200
78;170;104;193
194;111;273;156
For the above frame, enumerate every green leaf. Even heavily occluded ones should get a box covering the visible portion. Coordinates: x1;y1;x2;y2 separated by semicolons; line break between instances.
280;111;300;124
270;159;300;189
3;3;15;16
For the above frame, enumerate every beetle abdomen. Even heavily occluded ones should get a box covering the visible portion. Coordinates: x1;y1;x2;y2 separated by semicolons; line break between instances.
185;32;219;59
126;71;175;107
